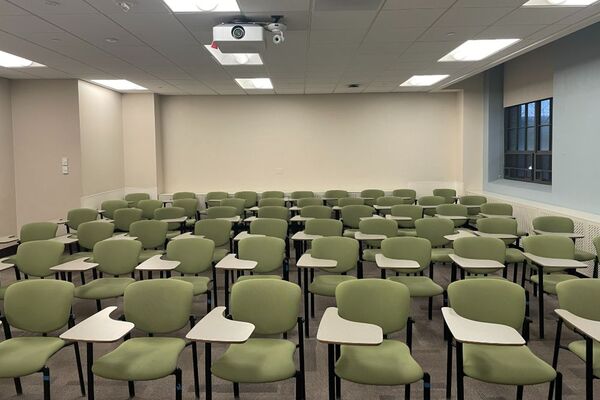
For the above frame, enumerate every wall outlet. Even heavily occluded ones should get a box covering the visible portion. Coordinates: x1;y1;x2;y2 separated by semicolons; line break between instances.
61;157;68;166
62;165;69;175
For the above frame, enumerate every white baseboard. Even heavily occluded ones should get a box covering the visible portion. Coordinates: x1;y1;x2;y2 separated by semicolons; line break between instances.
80;188;125;210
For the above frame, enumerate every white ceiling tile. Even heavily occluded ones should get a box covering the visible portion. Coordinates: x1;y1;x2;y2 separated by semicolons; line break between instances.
418;25;486;42
239;0;310;12
311;11;378;30
434;7;515;26
475;23;546;39
371;8;447;28
0;15;63;33
363;25;426;42
85;0;171;14
495;7;581;25
452;0;526;6
383;0;455;9
8;0;97;15
0;0;27;15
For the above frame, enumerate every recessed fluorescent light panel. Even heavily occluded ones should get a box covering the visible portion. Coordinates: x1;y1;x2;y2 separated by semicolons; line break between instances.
204;45;263;65
235;78;273;90
400;75;449;87
0;50;44;68
163;0;239;12
439;39;520;62
523;0;598;6
91;79;147;91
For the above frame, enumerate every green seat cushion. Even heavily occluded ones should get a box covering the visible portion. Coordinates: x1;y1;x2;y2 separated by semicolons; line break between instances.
236;274;281;282
0;337;65;378
575;249;596;262
212;248;230;263
170;276;211;295
61;252;94;263
506;248;525;263
463;343;556;385
93;337;186;381
387;276;443;297
212;338;296;383
138;250;164;263
343;229;358;238
530;273;578;295
336;339;423;385
431;248;454;263
568;340;600;378
74;277;135;300
309;275;356;297
517;229;528;237
397;229;417;237
166;231;181;240
362;248;381;262
464;275;506;280
185;219;196;229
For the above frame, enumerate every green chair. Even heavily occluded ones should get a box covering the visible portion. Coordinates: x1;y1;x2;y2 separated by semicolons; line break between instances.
207;279;304;399
205;191;228;208
206;206;237;219
376;196;409;209
261;190;285;199
358;218;397;262
19;222;58;243
237;236;286;281
392;189;417;204
433;188;456;204
62;221;115;262
258;198;285;207
453;236;506;280
124;193;150;208
154;207;186;239
480;202;513;216
415;218;454;264
195;219;232;263
477;217;525;282
333;279;430;398
222;198;245;217
436;204;468;228
0;280;85;398
291;191;314;200
74;239;141;310
113;208;143;233
66;208;98;233
445;279;560;400
129;220;168;262
100;200;129;219
383;237;443;320
172;191;195;200
324;190;349;206
301;205;332;219
258;206;289;221
173;198;199;227
340;205;374;238
137;199;163;220
250;219;288;241
417;195;445;217
234;191;258;210
168;237;215;314
390;205;423;237
338;197;364;207
459;195;487;223
532;216;597;264
89;279;197;399
305;219;343;237
360;189;384;206
297;197;322;208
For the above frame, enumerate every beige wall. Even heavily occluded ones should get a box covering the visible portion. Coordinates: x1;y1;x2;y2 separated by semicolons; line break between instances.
160;93;461;193
504;44;554;107
11;80;82;227
0;78;16;235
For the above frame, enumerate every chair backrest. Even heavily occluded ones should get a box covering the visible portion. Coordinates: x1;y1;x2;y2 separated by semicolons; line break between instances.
324;190;349;206
459;195;487;216
124;279;193;334
129;220;168;249
234;191;258;208
338;197;364;207
113;208;143;232
381;237;431;272
238;236;285;274
19;222;58;242
173;198;199;219
5;280;74;334
172;191;196;200
480;203;513;216
417;195;445;216
195;219;232;248
257;206;289;221
390;205;423;228
291;191;314;199
436;204;468;217
137;200;163;219
522;235;575;261
15;240;64;277
124;192;150;207
448;279;525;331
359;218;398;239
66;208;98;231
301;205;332;219
101;199;129;219
206;191;229;204
311;236;359;274
341;205;374;229
261;190;285;199
556;279;600;321
433;188;456;204
360;189;385;206
77;221;115;250
532;216;574;233
336;279;410;335
477;218;518;245
259;198;285;207
167;237;214;275
250;218;288;240
305;219;343;237
297;197;322;208
206;206;237;219
376;196;408;207
392;189;416;203
154;207;185;231
231;279;300;335
93;239;142;276
415;217;454;247
221;198;245;216
453;236;506;264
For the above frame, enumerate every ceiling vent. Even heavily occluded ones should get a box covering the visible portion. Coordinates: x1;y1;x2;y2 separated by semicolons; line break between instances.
314;0;383;11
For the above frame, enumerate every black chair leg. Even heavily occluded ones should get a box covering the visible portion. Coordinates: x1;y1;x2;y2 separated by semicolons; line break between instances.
555;372;562;400
74;343;86;396
549;319;563;400
95;299;101;312
405;383;410;400
205;343;212;400
175;368;182;400
423;373;431;400
295;370;302;400
43;367;50;400
517;385;524;400
445;336;452;399
14;377;22;395
192;342;200;398
233;382;240;398
206;290;212;314
128;381;135;398
310;293;315;318
428;297;433;320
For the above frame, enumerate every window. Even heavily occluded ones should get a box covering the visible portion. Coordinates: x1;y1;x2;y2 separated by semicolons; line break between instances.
504;98;552;184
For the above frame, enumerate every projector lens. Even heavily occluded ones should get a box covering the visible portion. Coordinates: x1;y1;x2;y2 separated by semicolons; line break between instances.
231;25;245;39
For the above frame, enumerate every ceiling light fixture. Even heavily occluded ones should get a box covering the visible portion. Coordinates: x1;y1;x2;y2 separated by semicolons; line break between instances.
204;45;263;65
522;0;598;5
400;75;449;87
439;39;520;62
162;0;239;12
0;50;44;68
235;78;273;90
91;79;147;91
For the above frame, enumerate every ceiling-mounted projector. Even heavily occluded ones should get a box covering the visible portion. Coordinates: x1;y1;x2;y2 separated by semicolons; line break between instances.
212;23;265;53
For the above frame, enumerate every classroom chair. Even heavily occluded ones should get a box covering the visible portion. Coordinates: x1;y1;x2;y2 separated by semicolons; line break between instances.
124;193;150;208
66;208;99;233
360;189;384;206
417;196;446;217
100;200;129;219
129;220;168;262
340;205;375;238
324;189;349;206
433;188;456;204
392;189;417;204
113;208;143;233
390;205;423;237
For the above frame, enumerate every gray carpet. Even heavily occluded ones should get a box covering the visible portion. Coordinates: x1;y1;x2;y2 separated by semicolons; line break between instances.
0;259;591;399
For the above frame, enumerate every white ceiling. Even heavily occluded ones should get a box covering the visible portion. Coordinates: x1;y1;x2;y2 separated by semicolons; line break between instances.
0;0;599;95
